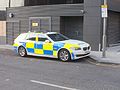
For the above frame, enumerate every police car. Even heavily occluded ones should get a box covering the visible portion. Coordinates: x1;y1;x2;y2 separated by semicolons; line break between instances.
13;32;91;61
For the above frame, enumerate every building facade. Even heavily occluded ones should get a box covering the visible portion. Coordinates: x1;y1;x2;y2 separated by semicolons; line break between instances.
0;0;24;44
6;0;120;50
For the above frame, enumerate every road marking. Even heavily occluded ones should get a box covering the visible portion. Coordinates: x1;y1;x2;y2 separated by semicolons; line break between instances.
30;80;80;90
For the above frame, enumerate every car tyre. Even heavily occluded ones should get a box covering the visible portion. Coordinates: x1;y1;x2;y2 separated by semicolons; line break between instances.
58;49;71;61
18;46;27;57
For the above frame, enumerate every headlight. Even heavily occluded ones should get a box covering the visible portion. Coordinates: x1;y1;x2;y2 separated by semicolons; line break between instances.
75;47;81;50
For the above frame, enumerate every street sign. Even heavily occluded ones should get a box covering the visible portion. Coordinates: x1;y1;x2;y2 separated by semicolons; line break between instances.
101;5;108;18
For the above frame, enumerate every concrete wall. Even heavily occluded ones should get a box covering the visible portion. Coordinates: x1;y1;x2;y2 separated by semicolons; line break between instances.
6;0;120;50
7;4;84;20
6;1;103;50
83;0;102;51
6;4;84;44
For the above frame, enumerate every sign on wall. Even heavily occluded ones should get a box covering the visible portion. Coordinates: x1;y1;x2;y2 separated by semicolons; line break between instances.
32;22;39;27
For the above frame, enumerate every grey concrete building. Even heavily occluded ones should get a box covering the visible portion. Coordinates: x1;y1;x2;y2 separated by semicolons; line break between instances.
6;0;120;51
0;0;24;44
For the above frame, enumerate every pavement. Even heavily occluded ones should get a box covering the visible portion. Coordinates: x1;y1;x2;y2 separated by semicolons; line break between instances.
0;44;120;64
0;45;13;50
90;45;120;64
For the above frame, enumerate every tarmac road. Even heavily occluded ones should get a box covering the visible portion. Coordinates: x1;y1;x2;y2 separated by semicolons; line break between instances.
0;49;120;90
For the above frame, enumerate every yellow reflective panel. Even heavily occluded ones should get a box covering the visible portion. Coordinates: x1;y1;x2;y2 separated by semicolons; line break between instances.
36;35;38;42
64;43;79;49
53;51;57;57
34;49;44;54
26;42;34;48
64;43;80;53
43;43;53;50
13;43;19;47
64;43;72;48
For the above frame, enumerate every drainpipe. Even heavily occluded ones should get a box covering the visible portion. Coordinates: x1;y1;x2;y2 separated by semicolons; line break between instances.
9;0;11;8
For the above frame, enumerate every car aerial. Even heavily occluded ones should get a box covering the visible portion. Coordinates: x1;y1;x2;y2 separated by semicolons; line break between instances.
13;31;91;61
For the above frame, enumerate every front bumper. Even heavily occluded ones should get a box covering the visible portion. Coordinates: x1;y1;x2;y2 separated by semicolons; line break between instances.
71;50;91;60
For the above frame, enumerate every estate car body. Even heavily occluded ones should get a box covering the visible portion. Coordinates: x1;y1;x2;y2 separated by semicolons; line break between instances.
13;32;91;61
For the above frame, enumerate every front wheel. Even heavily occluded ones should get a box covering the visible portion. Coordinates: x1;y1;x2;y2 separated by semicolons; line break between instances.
18;46;27;57
58;49;71;61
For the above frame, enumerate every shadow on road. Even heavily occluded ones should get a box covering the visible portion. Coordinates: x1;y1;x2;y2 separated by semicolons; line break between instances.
24;55;91;64
0;49;91;64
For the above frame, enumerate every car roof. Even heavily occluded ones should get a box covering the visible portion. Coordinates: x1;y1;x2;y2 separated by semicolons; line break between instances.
22;32;57;35
46;32;57;34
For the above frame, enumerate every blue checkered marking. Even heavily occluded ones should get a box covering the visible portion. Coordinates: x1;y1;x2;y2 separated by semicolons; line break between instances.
44;50;53;55
71;53;75;60
27;48;34;53
53;43;64;51
34;43;43;49
53;45;59;51
20;42;26;47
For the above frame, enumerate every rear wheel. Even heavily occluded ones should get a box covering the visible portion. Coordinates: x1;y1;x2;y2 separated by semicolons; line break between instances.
18;46;27;57
58;49;71;61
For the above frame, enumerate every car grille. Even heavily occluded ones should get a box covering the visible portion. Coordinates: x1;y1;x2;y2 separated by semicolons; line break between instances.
83;47;87;51
88;46;90;50
83;46;90;51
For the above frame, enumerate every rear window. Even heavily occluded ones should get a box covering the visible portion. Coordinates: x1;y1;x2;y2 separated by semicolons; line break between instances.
15;33;27;42
27;37;36;41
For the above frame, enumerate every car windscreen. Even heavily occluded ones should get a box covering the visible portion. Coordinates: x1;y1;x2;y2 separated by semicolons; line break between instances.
47;33;69;41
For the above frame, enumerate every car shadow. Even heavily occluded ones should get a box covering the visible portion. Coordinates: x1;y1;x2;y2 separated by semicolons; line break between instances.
23;55;90;64
1;49;91;64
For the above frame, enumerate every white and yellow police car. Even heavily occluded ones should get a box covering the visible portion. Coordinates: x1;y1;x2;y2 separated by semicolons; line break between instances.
13;32;91;61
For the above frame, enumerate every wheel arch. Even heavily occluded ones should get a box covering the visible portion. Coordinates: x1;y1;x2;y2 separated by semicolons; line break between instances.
18;45;27;53
57;48;71;58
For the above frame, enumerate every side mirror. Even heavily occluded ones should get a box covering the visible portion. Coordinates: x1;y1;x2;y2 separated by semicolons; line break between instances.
45;40;51;43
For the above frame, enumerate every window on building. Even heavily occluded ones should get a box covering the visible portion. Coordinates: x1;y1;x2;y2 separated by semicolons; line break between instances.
24;0;84;6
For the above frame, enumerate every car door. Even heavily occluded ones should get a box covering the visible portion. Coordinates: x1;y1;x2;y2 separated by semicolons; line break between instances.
35;34;54;56
34;35;45;55
25;33;36;54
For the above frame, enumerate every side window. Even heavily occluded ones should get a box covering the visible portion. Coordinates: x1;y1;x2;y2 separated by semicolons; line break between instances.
27;37;36;41
25;33;37;41
38;37;48;42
